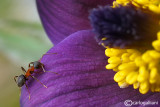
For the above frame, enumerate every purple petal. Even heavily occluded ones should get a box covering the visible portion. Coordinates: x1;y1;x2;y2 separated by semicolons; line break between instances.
20;30;160;107
36;0;114;45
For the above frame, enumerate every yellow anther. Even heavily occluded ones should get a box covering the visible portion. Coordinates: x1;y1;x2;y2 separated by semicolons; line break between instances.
149;4;160;14
137;66;149;82
101;43;106;47
155;87;160;92
114;70;130;82
118;62;137;71
142;52;153;63
111;48;126;56
149;50;160;59
116;0;129;5
108;57;121;64
137;75;146;83
140;81;149;90
102;37;107;40
121;53;131;63
139;88;149;94
132;1;142;7
105;48;113;57
157;32;160;40
150;68;159;84
113;68;119;71
105;48;126;57
126;71;138;84
118;80;129;88
129;52;141;61
136;0;149;4
133;82;140;89
148;61;158;69
106;63;119;69
139;82;150;94
127;49;139;53
135;57;146;66
138;66;146;75
152;40;160;51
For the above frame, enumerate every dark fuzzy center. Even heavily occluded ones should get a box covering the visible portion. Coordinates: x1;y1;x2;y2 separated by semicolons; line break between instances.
89;4;160;49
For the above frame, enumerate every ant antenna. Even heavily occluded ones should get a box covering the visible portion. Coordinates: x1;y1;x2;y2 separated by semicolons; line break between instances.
21;67;27;73
25;83;31;100
30;75;47;88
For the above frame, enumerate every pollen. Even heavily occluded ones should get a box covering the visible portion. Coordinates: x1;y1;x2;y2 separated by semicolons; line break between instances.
105;31;160;94
114;0;160;14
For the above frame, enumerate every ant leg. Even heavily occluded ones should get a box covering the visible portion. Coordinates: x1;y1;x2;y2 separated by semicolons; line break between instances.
39;53;57;62
19;88;21;97
21;67;27;74
28;62;34;68
34;71;43;74
30;75;47;88
45;70;59;75
40;64;46;72
14;76;18;83
40;64;58;74
24;83;31;100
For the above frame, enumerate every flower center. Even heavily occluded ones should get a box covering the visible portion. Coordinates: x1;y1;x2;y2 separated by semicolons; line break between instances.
90;0;160;94
105;44;160;94
89;4;160;49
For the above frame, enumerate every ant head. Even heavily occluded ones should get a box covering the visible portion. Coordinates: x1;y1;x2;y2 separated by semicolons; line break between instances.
33;61;42;69
17;74;26;87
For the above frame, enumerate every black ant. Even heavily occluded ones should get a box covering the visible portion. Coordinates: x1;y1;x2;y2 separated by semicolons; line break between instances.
14;53;57;100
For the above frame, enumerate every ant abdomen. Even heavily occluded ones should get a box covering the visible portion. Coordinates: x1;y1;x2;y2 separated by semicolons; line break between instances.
17;74;26;87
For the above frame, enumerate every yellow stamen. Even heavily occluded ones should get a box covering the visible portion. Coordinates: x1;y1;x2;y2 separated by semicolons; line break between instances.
126;71;138;84
106;63;119;69
133;82;140;89
108;57;121;64
152;40;160;51
118;80;129;88
149;5;160;14
104;0;160;95
150;68;159;84
118;62;137;71
114;70;130;82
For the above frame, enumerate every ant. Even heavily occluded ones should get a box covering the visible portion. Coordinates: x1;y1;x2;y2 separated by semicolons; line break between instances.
14;53;57;100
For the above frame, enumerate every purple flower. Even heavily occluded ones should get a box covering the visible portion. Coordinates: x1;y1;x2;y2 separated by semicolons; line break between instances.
37;0;113;45
20;0;160;107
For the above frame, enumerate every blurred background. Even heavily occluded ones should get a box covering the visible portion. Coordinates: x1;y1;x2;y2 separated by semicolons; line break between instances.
0;0;52;106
